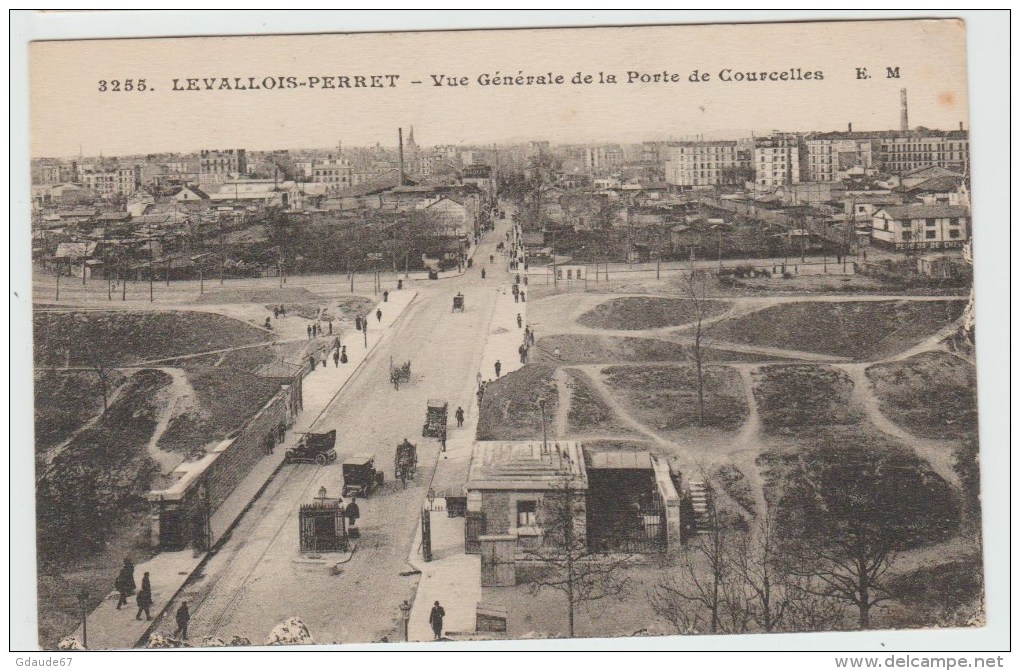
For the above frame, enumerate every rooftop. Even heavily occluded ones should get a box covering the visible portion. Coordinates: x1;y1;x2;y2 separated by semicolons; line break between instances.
467;441;587;491
880;204;970;219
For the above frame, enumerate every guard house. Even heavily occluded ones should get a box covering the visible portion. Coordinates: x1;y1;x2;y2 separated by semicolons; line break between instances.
464;441;587;554
464;442;683;555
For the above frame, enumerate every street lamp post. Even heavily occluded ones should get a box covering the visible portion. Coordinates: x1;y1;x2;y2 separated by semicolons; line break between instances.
399;600;412;642
77;588;90;649
537;397;548;454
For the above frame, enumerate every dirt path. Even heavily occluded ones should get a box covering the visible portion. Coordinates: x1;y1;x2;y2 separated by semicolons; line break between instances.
553;368;572;439
728;366;769;517
144;367;199;475
840;364;961;490
579;366;675;448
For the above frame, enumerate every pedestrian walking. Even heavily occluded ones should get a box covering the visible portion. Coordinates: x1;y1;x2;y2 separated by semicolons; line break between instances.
273;306;280;319
519;344;527;364
309;354;316;371
333;349;340;367
481;268;486;279
265;433;275;456
277;421;286;444
523;275;528;286
520;291;526;303
264;317;272;330
340;345;348;364
513;291;519;304
175;602;190;640
135;572;152;621
322;351;329;368
494;360;501;378
114;558;135;609
328;321;333;335
355;315;362;331
307;324;313;339
516;313;522;329
376;308;382;322
383;290;389;302
455;406;464;428
429;601;446;640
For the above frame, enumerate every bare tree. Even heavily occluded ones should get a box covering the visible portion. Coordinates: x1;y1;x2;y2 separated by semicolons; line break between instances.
651;489;743;634
776;446;958;629
684;271;710;426
521;474;634;638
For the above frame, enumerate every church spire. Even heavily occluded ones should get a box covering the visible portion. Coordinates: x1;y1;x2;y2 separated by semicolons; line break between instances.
408;125;416;145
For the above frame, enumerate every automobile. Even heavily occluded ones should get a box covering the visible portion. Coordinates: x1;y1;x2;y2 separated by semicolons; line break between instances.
342;455;385;497
284;430;338;466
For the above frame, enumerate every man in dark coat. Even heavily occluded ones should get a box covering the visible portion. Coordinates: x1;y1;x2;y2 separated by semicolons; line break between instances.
429;601;445;640
355;315;362;331
114;558;135;609
516;313;522;329
345;497;360;528
455;406;464;428
376;308;382;322
494;360;501;378
175;602;190;640
136;572;153;620
307;324;312;339
333;349;340;367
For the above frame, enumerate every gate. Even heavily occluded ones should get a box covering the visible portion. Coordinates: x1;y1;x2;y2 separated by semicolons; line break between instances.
421;508;433;562
299;503;347;553
159;505;187;550
588;500;666;554
465;511;486;554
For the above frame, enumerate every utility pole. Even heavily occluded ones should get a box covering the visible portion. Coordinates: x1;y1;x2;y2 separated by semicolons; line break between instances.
148;242;154;303
121;258;127;301
54;263;60;301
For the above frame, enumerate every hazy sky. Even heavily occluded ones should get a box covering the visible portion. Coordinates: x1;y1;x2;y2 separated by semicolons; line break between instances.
30;19;969;157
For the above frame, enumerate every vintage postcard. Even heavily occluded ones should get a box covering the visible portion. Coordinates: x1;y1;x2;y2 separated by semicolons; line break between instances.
23;16;987;651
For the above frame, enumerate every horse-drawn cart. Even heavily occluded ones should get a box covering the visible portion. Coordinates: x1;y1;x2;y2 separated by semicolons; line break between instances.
422;399;448;438
389;359;412;390
452;293;465;312
394;439;418;486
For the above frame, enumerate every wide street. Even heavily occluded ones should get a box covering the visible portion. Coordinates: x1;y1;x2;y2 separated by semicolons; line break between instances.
161;218;514;645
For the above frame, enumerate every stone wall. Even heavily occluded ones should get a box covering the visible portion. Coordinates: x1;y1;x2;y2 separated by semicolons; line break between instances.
203;391;290;512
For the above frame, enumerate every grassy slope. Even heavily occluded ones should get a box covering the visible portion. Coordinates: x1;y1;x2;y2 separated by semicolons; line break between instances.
577;296;729;331
34;310;272;367
752;364;862;434
33;369;128;456
865;351;978;440
536;334;788;365
564;369;635;436
707;300;965;359
476;364;558;441
603;364;748;432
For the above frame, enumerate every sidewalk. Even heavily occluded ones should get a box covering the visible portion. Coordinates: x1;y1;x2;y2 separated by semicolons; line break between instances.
74;289;418;650
405;270;530;642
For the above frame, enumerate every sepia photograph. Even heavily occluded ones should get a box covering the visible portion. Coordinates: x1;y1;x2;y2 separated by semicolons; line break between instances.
10;10;1010;657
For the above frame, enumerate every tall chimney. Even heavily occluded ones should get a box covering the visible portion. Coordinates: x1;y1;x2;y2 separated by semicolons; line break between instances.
848;122;853;133
959;121;964;131
900;88;909;132
398;127;405;187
